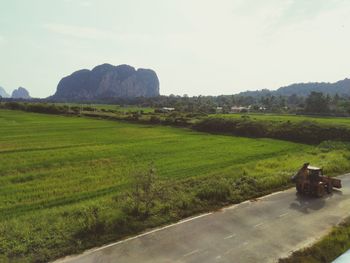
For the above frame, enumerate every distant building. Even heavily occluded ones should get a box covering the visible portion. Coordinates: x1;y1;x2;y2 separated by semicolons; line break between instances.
156;107;175;113
230;106;249;113
162;107;175;111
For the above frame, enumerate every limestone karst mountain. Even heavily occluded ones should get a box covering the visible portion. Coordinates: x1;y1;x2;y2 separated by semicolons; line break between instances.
0;86;10;98
11;87;31;99
51;63;160;101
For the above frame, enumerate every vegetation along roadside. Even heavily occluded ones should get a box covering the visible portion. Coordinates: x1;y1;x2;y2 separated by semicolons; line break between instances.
279;217;350;263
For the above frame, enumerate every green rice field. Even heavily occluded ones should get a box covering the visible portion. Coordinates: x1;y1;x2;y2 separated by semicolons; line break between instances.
1;109;350;262
54;103;154;113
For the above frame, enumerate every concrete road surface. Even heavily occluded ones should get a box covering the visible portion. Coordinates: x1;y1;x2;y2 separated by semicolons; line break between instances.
56;174;350;263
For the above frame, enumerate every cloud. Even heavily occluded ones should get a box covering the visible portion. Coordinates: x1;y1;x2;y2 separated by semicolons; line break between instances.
43;23;115;40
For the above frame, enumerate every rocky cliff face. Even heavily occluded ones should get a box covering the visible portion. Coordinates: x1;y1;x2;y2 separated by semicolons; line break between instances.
0;86;10;98
12;87;31;99
52;64;160;101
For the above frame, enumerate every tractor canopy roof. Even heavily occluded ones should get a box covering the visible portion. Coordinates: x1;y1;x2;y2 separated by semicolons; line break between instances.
307;165;322;171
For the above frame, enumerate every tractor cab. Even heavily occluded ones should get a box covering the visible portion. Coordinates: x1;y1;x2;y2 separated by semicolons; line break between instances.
307;166;323;182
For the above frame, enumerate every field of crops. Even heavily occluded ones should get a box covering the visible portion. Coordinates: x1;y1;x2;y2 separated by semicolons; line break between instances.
213;113;350;127
1;109;350;262
54;102;154;113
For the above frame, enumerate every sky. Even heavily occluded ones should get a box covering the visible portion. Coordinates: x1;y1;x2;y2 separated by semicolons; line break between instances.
1;0;350;98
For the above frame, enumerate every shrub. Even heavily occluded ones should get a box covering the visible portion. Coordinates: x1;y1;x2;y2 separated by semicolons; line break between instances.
2;102;71;115
149;116;161;123
120;164;159;218
194;117;350;144
4;102;26;111
318;141;350;152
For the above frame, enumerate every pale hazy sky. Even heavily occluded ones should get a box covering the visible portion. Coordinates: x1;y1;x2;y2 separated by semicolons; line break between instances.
1;0;350;98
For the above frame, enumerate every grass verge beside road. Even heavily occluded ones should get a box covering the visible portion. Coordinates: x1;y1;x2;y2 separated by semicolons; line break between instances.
279;217;350;263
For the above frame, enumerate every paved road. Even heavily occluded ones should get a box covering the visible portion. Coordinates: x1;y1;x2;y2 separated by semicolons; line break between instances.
56;174;350;263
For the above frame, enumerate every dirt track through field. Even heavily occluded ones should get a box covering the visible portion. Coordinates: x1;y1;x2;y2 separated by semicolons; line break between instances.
55;174;350;263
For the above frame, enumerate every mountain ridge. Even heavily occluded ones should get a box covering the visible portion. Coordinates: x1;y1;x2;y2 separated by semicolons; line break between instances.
12;87;31;99
0;86;10;98
238;78;350;97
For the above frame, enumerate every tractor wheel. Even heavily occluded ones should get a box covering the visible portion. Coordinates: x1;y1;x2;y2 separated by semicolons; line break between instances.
304;183;311;195
296;183;303;194
316;184;325;197
326;183;333;194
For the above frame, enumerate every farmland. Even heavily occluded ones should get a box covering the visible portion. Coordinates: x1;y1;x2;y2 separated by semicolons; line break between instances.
198;113;350;144
1;109;350;262
54;103;154;113
213;113;350;128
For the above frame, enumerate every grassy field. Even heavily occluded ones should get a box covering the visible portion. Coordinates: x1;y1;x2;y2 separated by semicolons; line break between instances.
279;217;350;263
1;109;350;262
51;102;154;113
212;113;350;127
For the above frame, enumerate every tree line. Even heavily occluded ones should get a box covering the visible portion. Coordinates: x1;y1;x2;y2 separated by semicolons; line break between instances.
2;91;350;115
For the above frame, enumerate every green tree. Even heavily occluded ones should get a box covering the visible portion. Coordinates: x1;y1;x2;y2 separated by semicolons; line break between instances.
305;92;330;113
122;164;159;218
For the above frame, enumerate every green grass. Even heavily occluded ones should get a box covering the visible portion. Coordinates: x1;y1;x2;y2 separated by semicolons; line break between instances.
1;109;350;262
213;113;350;128
279;217;350;263
54;102;154;113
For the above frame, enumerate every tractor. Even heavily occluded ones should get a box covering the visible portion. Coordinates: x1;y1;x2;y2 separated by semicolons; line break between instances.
291;163;342;197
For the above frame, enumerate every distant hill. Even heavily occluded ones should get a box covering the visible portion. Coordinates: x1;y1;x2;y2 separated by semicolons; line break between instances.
12;87;31;99
0;86;10;98
238;78;350;97
51;63;160;101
